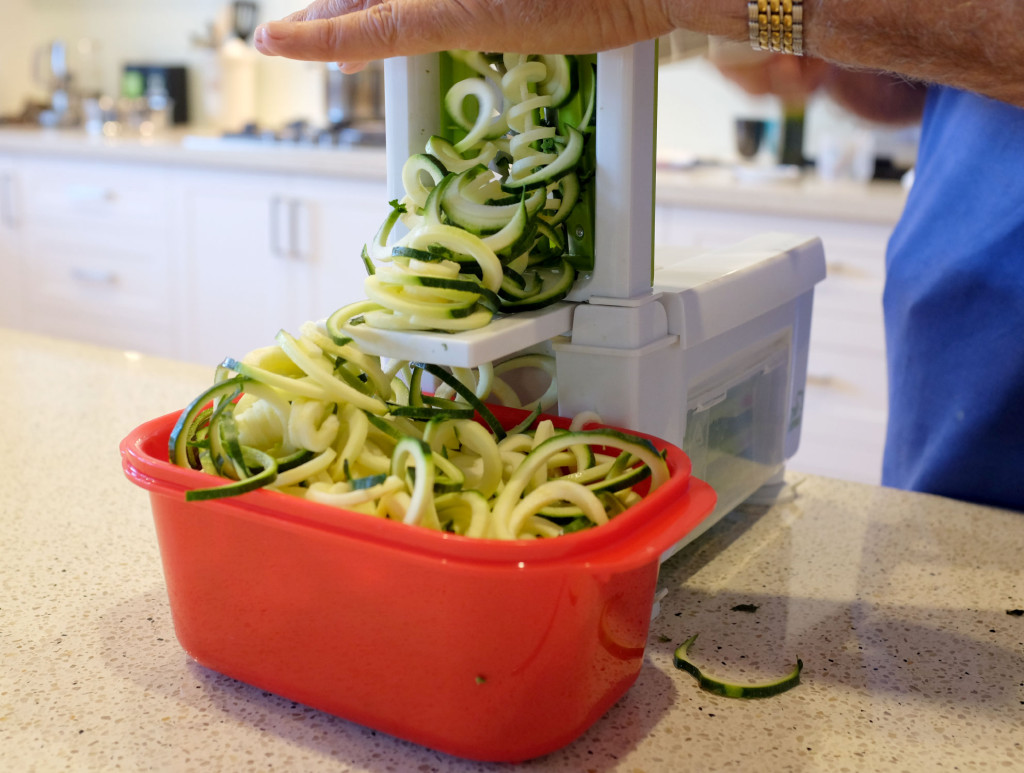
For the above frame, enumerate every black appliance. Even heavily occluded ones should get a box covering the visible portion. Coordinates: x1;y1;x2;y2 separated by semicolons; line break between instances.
122;64;190;125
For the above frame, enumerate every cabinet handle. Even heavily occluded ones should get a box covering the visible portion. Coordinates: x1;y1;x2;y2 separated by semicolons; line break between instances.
268;196;287;258
288;198;305;261
0;173;18;228
806;374;836;387
268;198;309;261
806;373;862;396
825;261;873;280
70;267;118;285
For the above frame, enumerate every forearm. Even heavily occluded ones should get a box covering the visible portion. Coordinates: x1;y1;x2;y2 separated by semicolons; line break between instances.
810;0;1020;102
823;68;927;124
256;0;1024;108
683;0;1024;107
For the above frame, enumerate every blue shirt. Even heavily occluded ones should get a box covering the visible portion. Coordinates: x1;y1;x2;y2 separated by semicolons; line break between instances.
883;85;1024;511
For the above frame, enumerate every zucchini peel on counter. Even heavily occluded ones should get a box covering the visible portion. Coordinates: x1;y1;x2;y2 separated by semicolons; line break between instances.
673;634;803;699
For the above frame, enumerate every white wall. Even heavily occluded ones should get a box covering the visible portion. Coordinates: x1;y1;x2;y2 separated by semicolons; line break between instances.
0;0;40;117
2;2;916;166
2;0;325;127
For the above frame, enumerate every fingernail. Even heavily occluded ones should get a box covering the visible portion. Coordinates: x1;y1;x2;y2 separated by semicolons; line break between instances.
254;25;270;52
254;23;286;54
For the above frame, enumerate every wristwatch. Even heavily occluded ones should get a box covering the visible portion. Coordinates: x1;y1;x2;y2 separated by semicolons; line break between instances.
748;0;804;55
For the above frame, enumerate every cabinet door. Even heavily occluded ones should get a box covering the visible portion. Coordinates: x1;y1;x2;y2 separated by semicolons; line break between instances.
0;155;24;327
179;171;309;366
292;175;389;324
17;157;178;355
179;170;389;366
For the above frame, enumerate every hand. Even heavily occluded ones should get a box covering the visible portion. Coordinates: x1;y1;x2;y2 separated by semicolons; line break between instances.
708;38;925;124
710;46;831;104
254;0;697;70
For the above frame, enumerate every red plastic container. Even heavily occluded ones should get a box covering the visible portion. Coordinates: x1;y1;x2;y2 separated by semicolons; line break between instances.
120;406;715;762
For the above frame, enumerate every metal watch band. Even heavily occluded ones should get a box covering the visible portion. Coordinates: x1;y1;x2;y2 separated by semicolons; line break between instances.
748;0;804;55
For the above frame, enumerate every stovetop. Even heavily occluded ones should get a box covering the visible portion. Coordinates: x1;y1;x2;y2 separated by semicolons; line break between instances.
220;119;385;148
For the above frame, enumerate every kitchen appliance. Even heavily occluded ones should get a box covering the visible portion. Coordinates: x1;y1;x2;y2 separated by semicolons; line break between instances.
32;38;104;127
231;0;259;41
351;43;826;547
34;40;76;127
327;60;387;123
735;117;769;159
197;0;260;132
122;65;190;125
121;405;716;762
325;60;386;134
34;40;71;94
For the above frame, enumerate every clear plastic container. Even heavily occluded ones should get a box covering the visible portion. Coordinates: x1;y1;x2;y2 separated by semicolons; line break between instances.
120;405;715;762
683;337;791;519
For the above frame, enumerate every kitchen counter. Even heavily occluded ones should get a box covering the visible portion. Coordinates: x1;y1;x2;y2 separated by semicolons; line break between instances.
0;125;389;180
655;162;908;226
0;126;908;223
2;327;1021;772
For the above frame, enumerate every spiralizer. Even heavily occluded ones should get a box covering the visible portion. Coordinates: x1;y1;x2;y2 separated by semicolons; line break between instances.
349;42;826;550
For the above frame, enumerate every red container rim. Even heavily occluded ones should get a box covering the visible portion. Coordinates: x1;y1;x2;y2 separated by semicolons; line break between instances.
121;405;716;570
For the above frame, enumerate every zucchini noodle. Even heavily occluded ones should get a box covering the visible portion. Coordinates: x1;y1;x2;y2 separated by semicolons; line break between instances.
343;50;597;336
168;322;669;541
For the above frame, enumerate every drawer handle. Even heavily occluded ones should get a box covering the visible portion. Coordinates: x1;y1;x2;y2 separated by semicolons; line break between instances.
807;373;863;395
66;184;117;203
806;374;844;389
71;267;118;285
825;261;872;280
288;198;304;260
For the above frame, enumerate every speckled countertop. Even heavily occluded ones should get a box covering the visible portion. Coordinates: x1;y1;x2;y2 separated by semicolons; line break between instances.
2;327;1021;772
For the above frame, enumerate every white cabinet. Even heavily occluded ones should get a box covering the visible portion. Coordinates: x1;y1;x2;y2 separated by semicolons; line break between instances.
176;168;386;366
298;175;390;328
0;154;25;327
655;198;893;485
15;157;180;357
0;147;388;365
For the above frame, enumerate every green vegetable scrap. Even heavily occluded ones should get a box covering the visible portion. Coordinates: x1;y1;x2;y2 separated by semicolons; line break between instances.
673;634;803;699
730;603;760;613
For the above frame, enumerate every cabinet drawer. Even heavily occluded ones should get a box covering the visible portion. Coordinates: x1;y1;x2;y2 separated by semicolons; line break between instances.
804;346;889;414
789;423;886;484
810;302;885;354
791;363;888;485
21;159;169;229
25;233;171;321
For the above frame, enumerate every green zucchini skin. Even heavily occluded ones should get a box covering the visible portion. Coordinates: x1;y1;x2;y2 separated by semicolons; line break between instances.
354;52;597;333
673;634;804;699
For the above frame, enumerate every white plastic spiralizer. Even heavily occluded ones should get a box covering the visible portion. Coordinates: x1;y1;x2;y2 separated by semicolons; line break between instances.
350;42;826;551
